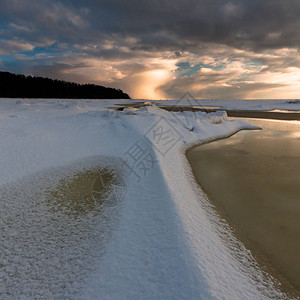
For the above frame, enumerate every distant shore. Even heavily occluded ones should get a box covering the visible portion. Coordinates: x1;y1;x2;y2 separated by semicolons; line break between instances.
158;105;300;121
115;102;300;121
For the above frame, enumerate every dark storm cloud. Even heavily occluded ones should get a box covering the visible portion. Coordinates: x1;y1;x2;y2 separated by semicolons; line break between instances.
81;0;300;51
2;0;300;53
1;0;300;99
84;0;298;51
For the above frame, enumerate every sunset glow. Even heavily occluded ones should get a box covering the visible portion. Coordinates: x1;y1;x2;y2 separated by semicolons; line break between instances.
1;1;300;99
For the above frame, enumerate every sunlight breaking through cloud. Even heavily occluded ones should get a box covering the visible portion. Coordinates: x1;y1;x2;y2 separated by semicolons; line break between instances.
1;0;300;99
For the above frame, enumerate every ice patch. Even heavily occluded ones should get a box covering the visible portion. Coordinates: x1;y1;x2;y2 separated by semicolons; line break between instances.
0;156;126;298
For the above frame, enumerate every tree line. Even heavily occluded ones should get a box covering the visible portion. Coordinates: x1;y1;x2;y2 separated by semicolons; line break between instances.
0;71;130;99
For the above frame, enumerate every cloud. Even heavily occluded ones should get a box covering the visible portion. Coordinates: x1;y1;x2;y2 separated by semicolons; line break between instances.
3;0;300;52
0;39;35;54
1;0;300;99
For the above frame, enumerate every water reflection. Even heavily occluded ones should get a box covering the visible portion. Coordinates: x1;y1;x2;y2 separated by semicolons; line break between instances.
187;119;300;294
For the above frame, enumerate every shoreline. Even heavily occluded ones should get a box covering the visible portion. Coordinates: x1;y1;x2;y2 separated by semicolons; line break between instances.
185;127;300;298
114;102;300;121
1;98;296;298
159;105;300;121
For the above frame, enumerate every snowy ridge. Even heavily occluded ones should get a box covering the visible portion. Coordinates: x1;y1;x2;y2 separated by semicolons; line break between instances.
81;105;284;299
0;99;290;299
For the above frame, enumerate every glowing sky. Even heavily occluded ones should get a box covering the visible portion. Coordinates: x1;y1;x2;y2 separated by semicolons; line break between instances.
1;0;300;99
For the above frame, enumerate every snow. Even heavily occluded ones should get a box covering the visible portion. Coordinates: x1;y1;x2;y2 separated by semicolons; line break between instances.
0;98;293;299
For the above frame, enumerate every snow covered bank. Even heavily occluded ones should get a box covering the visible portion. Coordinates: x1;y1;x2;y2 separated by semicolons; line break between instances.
0;99;288;299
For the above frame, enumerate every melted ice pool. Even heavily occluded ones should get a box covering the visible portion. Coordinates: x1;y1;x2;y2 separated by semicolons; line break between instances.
0;156;126;298
187;119;300;294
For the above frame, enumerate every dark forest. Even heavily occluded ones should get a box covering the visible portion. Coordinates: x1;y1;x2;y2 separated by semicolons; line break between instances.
0;71;130;99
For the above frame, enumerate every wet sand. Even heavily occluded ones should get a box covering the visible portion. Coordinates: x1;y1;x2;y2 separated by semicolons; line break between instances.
187;119;300;297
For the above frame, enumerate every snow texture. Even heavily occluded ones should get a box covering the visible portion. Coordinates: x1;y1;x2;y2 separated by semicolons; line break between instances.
0;98;294;299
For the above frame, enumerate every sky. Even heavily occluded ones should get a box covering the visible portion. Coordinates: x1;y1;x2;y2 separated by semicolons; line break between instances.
1;0;300;100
